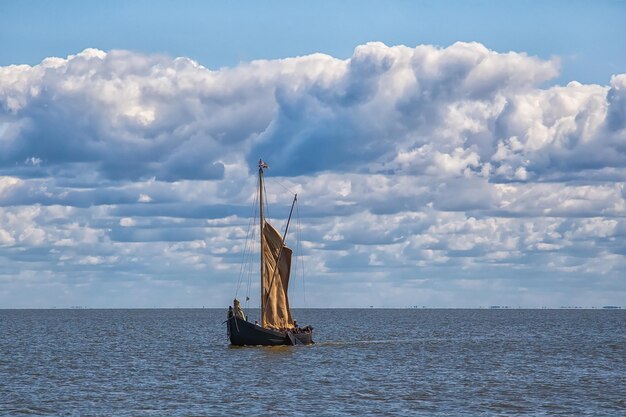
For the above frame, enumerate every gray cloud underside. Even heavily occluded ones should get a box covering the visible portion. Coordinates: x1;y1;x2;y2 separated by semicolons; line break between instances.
1;42;625;307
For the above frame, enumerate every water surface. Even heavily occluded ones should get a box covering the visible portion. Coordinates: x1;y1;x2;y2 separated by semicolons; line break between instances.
1;309;624;416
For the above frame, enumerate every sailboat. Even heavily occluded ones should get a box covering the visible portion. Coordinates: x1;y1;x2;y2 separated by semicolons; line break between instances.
226;159;314;346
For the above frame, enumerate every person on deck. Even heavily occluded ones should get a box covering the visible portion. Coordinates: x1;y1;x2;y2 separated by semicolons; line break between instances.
233;299;246;321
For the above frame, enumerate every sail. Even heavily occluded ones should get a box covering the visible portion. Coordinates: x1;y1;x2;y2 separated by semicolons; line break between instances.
261;221;294;329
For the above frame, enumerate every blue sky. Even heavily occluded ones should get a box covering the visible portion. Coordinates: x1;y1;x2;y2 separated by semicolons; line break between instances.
1;1;625;308
2;1;625;84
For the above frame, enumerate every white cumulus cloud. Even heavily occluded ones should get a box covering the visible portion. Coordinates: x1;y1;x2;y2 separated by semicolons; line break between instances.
0;42;625;307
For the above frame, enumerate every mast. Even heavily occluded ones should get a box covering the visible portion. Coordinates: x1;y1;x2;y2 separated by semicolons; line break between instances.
258;159;266;326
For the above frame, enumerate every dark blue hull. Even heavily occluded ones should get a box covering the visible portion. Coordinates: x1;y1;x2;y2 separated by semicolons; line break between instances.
227;316;313;346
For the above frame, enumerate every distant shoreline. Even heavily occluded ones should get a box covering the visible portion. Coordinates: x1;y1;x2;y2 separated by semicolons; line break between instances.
0;306;623;311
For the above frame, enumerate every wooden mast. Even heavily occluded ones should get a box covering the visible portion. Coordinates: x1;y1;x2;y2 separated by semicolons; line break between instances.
258;159;266;327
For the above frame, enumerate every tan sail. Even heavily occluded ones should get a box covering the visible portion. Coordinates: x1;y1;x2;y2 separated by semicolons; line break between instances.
261;221;294;329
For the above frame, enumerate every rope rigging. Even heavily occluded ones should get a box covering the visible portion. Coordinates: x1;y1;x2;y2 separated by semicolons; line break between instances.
235;179;259;305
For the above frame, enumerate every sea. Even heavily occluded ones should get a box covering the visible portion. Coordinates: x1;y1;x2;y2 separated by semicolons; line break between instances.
1;308;624;416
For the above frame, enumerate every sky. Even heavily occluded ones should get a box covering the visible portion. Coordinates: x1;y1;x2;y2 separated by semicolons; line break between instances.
1;1;625;308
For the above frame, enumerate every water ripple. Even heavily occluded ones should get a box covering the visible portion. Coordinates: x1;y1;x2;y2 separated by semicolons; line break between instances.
1;309;624;416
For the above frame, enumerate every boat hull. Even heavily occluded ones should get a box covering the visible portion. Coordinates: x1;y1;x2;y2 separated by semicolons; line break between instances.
227;316;313;346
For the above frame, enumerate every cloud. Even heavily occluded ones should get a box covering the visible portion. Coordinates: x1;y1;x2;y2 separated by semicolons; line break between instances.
0;42;625;307
251;42;561;176
1;49;273;181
